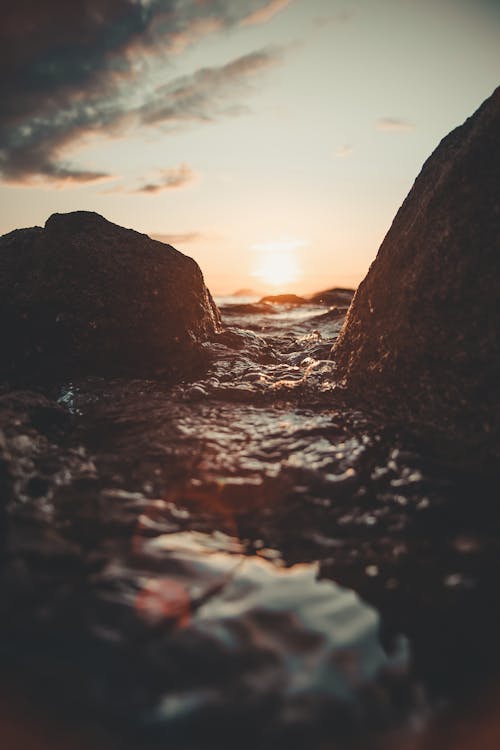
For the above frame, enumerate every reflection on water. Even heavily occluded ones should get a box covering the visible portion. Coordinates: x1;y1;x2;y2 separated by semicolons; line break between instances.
1;296;499;748
97;529;412;745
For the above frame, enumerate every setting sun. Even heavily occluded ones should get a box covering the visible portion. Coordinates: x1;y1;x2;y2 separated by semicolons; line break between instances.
251;237;304;288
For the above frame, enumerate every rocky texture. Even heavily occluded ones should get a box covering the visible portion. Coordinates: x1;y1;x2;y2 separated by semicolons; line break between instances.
0;390;83;509
0;212;221;379
308;288;355;307
332;87;500;460
257;291;355;308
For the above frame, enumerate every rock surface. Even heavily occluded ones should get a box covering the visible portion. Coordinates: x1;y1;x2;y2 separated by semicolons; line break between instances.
332;87;500;460
0;211;221;379
258;293;307;305
308;288;355;307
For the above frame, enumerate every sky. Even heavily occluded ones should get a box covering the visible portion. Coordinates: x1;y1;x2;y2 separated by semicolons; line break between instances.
1;0;499;295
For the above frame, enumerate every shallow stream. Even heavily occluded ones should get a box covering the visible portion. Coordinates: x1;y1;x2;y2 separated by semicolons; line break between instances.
1;296;499;749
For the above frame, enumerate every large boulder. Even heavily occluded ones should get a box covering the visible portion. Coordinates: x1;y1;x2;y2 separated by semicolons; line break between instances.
0;212;221;379
332;87;500;460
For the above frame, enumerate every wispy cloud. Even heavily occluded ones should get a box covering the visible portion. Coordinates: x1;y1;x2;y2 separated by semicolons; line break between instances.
133;164;197;194
241;0;293;26
135;49;282;127
0;1;287;185
376;117;415;133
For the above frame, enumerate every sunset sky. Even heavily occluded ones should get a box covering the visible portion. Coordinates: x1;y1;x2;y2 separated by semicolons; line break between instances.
1;0;499;294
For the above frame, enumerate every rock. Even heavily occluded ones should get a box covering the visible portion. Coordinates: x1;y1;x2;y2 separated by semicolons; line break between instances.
332;87;500;461
0;211;221;379
308;288;355;306
0;391;75;506
219;301;274;315
259;293;307;305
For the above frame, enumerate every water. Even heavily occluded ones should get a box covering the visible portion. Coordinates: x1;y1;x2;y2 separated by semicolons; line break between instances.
1;295;499;748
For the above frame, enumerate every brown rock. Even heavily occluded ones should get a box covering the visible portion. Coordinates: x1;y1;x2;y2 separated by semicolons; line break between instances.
308;288;355;306
332;88;500;461
0;211;221;379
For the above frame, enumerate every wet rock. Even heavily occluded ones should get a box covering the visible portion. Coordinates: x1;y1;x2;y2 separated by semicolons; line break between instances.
211;327;276;363
259;294;308;305
0;390;71;440
0;211;221;379
332;88;500;462
0;390;94;515
308;288;355;306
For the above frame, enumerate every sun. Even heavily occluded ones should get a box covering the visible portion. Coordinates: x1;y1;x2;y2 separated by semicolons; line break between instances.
251;238;305;288
253;251;301;287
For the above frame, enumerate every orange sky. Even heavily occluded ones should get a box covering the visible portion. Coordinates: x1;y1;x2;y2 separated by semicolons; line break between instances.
1;0;499;294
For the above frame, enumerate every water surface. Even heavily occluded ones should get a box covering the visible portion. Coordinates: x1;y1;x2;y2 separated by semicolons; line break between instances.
1;295;499;748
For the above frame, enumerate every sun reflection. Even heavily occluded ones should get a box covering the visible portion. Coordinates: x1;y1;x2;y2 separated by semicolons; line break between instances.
251;237;306;288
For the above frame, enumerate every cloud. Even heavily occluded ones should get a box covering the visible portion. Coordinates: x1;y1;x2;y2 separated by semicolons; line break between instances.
241;0;293;26
135;48;282;127
376;117;415;132
0;1;286;185
133;164;197;194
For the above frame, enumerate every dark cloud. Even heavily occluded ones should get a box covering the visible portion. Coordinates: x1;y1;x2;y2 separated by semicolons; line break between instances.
0;1;288;184
132;163;197;194
376;117;415;133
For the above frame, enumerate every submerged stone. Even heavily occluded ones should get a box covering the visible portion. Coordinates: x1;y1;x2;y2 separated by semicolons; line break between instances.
0;211;221;379
332;87;500;461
